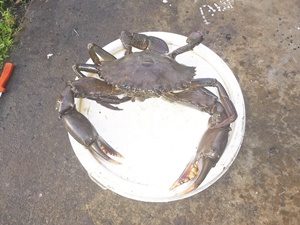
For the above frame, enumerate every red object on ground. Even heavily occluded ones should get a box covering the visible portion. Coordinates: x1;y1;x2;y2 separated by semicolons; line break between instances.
0;62;15;94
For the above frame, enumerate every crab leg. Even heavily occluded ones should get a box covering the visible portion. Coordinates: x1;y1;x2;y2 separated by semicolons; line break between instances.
166;80;237;194
120;30;169;54
72;64;99;77
168;31;204;59
56;77;129;164
73;44;117;78
193;78;237;128
87;43;116;65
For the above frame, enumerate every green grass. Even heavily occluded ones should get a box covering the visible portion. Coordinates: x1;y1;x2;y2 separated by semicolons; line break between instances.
0;0;16;66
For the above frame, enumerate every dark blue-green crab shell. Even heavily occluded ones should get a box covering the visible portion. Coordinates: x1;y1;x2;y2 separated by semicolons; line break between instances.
100;51;196;93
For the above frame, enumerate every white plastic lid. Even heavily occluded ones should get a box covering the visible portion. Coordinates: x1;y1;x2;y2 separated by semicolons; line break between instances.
69;32;246;202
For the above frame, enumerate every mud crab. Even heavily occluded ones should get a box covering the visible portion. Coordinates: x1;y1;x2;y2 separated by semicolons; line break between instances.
56;31;237;194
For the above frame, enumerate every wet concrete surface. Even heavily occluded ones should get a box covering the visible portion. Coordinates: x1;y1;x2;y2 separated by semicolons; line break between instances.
0;0;299;224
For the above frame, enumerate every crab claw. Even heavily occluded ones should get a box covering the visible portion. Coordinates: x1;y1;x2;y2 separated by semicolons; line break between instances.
61;109;123;164
56;86;123;165
170;157;214;195
170;125;230;195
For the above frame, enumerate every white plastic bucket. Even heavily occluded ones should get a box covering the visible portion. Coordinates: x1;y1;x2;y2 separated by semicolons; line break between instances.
68;32;246;202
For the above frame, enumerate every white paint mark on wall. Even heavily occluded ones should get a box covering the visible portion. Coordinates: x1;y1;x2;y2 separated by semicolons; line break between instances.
199;0;234;25
162;0;168;3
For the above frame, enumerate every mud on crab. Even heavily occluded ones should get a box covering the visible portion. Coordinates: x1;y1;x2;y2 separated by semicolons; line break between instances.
56;31;237;194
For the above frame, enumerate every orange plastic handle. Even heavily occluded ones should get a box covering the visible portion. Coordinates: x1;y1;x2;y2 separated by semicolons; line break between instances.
0;62;15;93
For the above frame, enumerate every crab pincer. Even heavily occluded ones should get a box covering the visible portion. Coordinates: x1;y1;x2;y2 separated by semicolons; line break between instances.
56;81;124;165
170;126;231;194
61;109;123;164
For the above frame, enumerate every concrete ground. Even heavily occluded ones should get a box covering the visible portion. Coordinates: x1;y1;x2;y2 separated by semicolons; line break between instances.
0;0;299;224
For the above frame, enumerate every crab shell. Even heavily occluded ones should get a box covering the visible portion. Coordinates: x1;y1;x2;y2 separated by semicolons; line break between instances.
99;51;196;94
